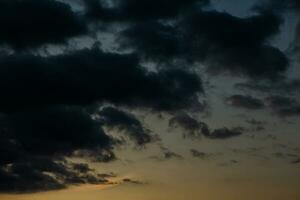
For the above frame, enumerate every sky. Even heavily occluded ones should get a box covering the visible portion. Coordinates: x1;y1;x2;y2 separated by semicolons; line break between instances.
0;0;300;200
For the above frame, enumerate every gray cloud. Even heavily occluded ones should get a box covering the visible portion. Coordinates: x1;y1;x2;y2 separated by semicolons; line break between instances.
97;107;153;146
225;95;265;110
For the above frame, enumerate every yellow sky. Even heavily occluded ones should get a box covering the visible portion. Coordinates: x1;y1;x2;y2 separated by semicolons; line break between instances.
1;157;300;200
1;114;300;200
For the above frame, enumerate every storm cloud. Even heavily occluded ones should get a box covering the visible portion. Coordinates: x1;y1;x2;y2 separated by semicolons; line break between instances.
0;0;87;50
119;9;288;79
0;46;203;112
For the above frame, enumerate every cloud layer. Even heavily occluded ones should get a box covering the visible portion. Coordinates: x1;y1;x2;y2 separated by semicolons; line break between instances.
0;0;298;193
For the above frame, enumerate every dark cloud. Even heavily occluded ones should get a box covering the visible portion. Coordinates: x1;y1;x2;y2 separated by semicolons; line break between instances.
119;21;184;63
190;149;212;159
233;85;300;117
169;113;242;139
0;106;113;165
152;146;184;160
235;80;300;95
0;163;64;193
256;0;300;13
97;107;153;146
122;178;145;185
218;159;239;167
265;96;297;108
0;0;87;50
265;96;300;117
163;151;183;159
245;119;266;132
73;148;117;163
0;46;203;112
119;10;288;79
0;0;290;80
5;106;112;156
258;0;300;54
0;157;110;193
276;106;300;117
84;0;209;21
72;163;93;174
225;95;265;110
0;44;203;192
0;0;294;193
205;127;243;139
169;113;209;138
245;119;266;126
83;0;118;21
291;158;300;164
181;10;287;79
87;0;288;80
117;0;209;20
0;105;115;193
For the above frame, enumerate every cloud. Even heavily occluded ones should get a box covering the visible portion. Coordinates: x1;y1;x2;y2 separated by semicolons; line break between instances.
84;0;210;21
0;0;295;193
235;79;300;95
150;146;184;161
122;178;145;185
258;0;300;54
190;149;212;159
73;148;117;163
0;106;113;166
291;158;300;164
5;106;112;156
0;32;204;193
206;127;243;139
0;157;110;193
97;107;153;146
232;86;300;117
0;105;115;193
169;113;209;138
72;163;93;174
225;95;265;110
265;96;297;108
0;162;65;193
265;96;300;117
163;151;183;159
85;0;288;80
119;10;288;79
83;0;117;21
169;113;243;139
245;118;266;132
117;0;209;20
257;0;300;13
0;0;87;50
245;119;266;126
0;46;203;112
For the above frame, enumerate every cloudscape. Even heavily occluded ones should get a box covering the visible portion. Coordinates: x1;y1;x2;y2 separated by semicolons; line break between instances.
0;0;300;200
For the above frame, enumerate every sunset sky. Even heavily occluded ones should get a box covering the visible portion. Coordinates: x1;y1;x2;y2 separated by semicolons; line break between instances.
0;0;300;200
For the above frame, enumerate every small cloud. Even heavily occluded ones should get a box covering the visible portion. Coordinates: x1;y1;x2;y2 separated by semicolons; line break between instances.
225;95;265;110
190;149;213;160
265;96;300;117
206;127;243;139
122;178;145;185
97;107;154;146
291;158;300;164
